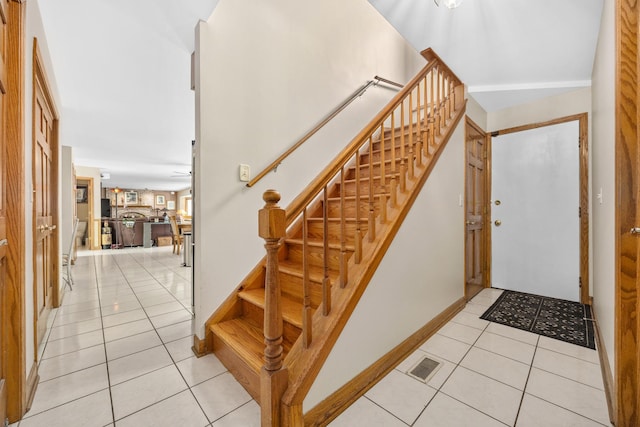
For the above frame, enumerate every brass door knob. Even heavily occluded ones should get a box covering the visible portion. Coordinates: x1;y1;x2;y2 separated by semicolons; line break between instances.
494;220;502;226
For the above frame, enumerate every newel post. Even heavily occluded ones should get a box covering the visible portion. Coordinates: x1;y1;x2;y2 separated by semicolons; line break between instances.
258;190;289;427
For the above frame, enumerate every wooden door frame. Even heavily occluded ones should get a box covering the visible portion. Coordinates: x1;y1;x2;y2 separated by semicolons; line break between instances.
32;36;60;352
3;0;26;422
464;116;490;299
615;0;640;424
76;176;94;251
489;113;590;304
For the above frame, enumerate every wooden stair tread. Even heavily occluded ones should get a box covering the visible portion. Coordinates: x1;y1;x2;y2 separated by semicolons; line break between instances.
211;319;264;373
239;289;306;328
342;173;399;184
279;259;335;282
327;194;383;201
305;217;359;223
285;237;355;252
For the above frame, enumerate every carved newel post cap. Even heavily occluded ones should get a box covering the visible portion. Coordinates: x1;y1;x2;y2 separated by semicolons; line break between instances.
259;189;286;240
262;189;281;205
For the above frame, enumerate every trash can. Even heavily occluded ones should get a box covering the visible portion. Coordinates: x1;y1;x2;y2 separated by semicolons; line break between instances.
182;232;192;267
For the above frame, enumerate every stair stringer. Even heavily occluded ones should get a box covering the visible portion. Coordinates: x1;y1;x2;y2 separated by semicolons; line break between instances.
280;101;468;415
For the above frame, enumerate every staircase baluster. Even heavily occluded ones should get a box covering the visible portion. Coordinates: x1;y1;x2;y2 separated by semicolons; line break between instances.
448;79;454;119
445;76;451;120
367;136;376;242
339;166;348;288
302;208;312;348
438;67;443;137
258;189;288;427
422;75;429;158
379;123;387;224
390;109;397;207
354;148;362;264
445;75;450;124
399;100;407;192
440;70;446;131
415;82;423;169
408;91;415;179
430;70;436;151
322;186;331;316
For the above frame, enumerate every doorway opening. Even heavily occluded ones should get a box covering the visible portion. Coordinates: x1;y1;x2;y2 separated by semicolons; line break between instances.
489;114;589;303
75;177;94;254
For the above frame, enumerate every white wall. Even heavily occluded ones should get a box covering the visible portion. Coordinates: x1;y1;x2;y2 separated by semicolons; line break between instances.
306;117;466;409
75;166;102;249
25;0;62;381
194;0;426;336
487;87;592;132
591;0;615;372
466;93;488;131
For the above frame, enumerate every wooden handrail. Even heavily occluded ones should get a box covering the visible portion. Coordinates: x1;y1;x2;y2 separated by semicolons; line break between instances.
246;76;403;188
283;60;439;225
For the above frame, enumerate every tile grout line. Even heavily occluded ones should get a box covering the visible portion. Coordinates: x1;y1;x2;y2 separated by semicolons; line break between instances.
109;249;213;424
512;334;540;426
93;252;118;425
407;319;496;426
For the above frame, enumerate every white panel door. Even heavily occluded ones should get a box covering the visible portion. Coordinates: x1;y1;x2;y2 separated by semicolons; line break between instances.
491;121;579;301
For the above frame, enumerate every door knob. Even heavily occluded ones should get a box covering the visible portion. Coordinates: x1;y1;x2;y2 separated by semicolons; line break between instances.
631;227;640;235
494;220;502;226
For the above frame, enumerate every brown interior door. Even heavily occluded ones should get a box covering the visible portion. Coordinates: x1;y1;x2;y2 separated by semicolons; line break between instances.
33;78;55;349
0;0;8;422
465;118;487;300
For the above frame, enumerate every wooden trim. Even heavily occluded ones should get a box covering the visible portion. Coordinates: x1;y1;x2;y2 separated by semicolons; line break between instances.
24;362;38;412
464;116;490;299
191;333;208;358
485;126;493;289
615;0;640;424
4;0;25;422
592;297;616;425
303;297;466;426
491;113;590;304
32;36;60;352
76;176;97;251
578;116;589;304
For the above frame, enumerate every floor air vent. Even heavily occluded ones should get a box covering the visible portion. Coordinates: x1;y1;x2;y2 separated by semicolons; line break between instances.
407;355;442;383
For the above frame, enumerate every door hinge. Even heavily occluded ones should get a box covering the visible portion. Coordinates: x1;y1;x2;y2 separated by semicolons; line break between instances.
579;276;582;287
579;207;581;218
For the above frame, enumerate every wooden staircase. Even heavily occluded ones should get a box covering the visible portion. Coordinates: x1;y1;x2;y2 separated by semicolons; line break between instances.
204;48;466;426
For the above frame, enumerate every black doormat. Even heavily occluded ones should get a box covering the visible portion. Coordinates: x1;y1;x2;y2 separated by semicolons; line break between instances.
479;290;596;350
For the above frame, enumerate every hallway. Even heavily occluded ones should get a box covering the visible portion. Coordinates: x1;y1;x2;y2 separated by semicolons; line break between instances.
12;248;610;426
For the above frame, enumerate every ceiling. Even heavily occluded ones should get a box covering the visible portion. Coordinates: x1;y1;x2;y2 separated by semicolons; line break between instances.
37;0;603;191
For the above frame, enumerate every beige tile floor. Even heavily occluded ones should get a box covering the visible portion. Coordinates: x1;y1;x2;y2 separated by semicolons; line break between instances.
11;247;612;426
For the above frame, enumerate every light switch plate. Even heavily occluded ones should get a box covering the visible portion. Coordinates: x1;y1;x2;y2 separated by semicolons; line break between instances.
239;164;250;182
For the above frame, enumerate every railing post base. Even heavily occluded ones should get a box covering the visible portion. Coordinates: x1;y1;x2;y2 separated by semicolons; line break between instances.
260;367;289;427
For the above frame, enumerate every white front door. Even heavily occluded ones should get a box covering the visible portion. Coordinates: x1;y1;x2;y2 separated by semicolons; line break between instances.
491;120;580;301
